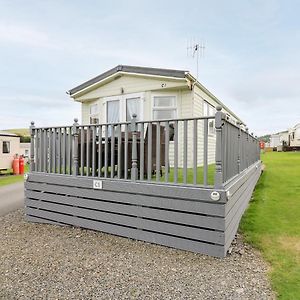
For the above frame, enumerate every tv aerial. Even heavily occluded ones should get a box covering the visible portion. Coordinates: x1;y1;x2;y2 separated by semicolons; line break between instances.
187;39;205;80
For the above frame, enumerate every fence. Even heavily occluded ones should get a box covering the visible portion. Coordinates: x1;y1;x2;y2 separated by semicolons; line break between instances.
29;107;260;188
26;106;261;257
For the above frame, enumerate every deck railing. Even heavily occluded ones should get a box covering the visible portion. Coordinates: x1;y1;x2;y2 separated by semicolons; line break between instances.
29;106;260;188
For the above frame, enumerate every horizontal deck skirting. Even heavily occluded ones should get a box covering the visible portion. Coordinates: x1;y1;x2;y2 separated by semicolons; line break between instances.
25;162;262;257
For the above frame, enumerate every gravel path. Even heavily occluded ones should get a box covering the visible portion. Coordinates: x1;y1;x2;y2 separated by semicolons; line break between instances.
0;209;275;300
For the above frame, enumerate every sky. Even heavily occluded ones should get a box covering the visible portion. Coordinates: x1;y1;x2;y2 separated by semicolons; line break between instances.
0;0;299;135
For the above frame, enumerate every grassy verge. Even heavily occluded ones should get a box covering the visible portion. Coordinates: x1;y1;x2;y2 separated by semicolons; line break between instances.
0;165;29;187
240;152;300;299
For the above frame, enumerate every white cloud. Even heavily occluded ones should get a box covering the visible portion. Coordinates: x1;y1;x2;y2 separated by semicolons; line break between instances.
0;21;60;49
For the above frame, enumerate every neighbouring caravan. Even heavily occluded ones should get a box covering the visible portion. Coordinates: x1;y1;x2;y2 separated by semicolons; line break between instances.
0;132;30;170
269;130;289;148
288;123;300;147
0;131;20;170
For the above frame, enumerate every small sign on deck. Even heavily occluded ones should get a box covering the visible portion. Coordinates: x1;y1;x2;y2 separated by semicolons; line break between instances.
93;180;103;190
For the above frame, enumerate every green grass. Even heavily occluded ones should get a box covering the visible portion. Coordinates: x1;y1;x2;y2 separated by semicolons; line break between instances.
0;164;29;187
164;164;215;185
3;128;30;136
240;152;300;299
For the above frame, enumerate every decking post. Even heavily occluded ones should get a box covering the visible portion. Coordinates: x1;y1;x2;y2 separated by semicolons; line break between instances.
237;121;241;174
214;106;225;189
29;121;35;172
72;118;79;176
131;114;138;181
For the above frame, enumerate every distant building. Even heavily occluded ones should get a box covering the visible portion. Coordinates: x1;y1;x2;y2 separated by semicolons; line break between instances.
269;130;288;148
288;123;300;147
0;131;30;170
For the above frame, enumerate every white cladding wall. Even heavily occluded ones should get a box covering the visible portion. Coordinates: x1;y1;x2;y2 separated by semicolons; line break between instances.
78;74;240;170
289;124;300;147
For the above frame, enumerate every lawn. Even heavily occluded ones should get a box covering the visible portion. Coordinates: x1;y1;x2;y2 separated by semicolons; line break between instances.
0;164;29;187
240;152;300;299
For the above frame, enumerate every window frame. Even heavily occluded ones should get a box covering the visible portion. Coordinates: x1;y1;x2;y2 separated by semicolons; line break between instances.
103;92;144;123
203;100;216;136
2;141;10;154
152;93;178;121
89;101;100;124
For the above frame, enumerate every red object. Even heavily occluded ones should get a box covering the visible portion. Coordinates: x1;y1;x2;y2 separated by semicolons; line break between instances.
259;141;265;149
12;155;20;175
19;156;25;175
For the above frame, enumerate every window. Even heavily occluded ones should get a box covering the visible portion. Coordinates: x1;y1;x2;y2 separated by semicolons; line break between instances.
126;97;141;121
3;141;10;153
153;96;176;120
89;103;99;124
107;100;120;123
203;101;216;135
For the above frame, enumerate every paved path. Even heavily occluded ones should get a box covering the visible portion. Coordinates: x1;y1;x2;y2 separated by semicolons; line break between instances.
0;182;24;216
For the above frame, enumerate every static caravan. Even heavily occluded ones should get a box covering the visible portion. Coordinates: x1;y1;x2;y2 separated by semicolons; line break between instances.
25;65;261;257
270;130;288;147
0;131;20;170
288;123;300;147
68;65;245;168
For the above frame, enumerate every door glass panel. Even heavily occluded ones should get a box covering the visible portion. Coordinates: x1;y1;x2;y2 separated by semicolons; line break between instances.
126;97;141;121
107;100;120;123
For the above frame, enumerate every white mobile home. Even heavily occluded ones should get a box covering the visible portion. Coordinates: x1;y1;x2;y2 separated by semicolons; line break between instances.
269;130;289;148
68;65;244;167
0;131;20;170
25;65;261;257
288;123;300;147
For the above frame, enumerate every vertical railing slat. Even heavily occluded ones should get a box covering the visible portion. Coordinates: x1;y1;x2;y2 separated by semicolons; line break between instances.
183;120;188;184
53;129;56;173
111;125;115;178
92;126;96;177
58;128;61;174
98;125;102;177
69;127;72;175
104;125;108;178
140;123;144;180
174;121;178;184
156;122;160;182
203;119;208;185
124;124;128;180
147;122;152;181
86;126;90;176
117;124;121;179
165;122;169;183
29;122;35;172
193;119;197;185
80;127;84;176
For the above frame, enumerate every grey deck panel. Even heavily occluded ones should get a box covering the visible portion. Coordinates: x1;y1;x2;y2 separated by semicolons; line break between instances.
25;207;224;257
225;165;261;224
225;169;260;241
224;164;261;252
25;190;224;230
25;159;261;258
27;172;227;203
25;182;226;217
225;161;261;198
25;198;224;244
26;215;66;226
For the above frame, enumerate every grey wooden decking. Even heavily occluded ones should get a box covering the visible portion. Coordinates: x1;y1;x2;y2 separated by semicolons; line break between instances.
25;161;261;258
25;107;261;257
